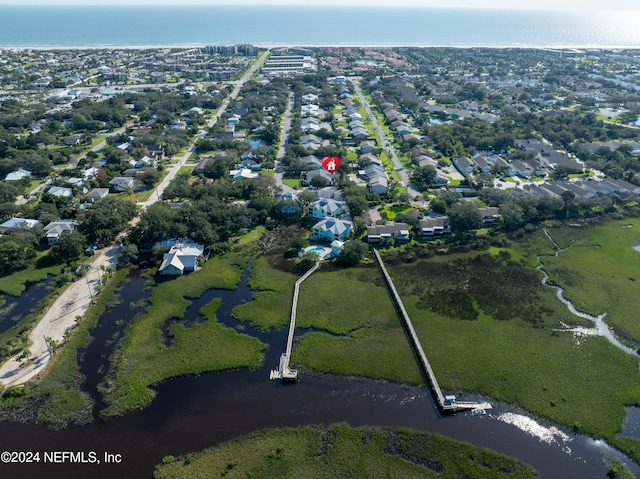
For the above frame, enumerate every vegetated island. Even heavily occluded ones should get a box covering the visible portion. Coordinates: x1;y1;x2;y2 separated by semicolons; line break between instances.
153;423;538;479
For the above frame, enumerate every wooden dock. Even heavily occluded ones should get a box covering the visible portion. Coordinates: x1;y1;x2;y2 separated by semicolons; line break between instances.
373;249;490;414
270;262;319;382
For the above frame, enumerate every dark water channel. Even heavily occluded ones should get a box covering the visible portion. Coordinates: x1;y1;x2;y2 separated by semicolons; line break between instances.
0;275;54;335
1;266;639;479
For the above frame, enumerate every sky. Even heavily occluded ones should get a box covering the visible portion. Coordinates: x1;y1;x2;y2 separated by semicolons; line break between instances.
0;0;637;9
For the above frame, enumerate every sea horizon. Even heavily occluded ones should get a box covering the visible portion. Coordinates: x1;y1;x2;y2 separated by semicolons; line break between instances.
1;5;640;49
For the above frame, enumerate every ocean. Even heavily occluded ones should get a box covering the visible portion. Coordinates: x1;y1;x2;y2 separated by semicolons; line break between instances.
0;6;639;49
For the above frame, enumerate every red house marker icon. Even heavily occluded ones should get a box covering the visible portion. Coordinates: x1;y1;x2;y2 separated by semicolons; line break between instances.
322;156;341;174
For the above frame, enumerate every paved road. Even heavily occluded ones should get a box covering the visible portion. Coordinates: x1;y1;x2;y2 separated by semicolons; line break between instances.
138;50;270;210
273;91;296;194
349;78;422;200
0;52;270;388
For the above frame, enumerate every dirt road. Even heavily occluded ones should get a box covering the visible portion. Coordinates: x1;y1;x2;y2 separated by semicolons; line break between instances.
0;244;119;388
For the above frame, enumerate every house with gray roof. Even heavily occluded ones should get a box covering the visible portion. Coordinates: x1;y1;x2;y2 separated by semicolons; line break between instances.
44;220;77;244
109;176;135;192
452;156;475;177
417;216;451;237
367;222;410;244
299;134;323;151
86;188;110;202
0;218;41;229
47;186;74;198
159;241;205;275
4;168;31;182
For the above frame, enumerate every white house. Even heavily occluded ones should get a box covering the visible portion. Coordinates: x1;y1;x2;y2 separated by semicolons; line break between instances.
159;241;205;275
47;186;74;198
301;104;320;117
0;218;41;229
135;155;157;168
5;168;31;182
230;167;259;180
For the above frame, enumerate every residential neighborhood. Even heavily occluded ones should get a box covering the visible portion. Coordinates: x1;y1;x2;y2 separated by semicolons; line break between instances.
4;45;640;479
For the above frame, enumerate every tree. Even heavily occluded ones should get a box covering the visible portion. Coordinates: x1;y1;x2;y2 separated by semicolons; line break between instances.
561;189;575;219
338;240;369;265
295;251;319;273
131;202;186;245
310;175;329;189
0;241;34;274
117;243;139;267
140;168;161;188
448;202;482;234
78;197;136;243
48;231;87;263
411;165;437;191
290;237;307;251
298;190;317;206
346;195;368;217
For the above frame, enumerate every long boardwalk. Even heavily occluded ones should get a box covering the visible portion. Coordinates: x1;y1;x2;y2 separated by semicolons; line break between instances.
373;249;491;413
270;262;319;381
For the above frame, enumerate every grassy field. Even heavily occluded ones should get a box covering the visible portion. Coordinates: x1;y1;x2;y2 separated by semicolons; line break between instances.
153;423;537;479
535;219;640;346
101;247;267;417
232;235;640;464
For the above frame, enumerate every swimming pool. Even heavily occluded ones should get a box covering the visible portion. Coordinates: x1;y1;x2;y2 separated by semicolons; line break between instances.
300;245;332;260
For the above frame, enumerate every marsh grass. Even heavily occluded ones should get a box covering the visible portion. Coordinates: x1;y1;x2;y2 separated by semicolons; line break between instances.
539;219;640;345
101;250;267;417
153;423;537;479
232;254;297;330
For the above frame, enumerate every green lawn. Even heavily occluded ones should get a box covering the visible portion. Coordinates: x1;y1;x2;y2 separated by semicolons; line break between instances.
282;178;301;189
379;204;414;220
384;234;640;459
229;236;640;465
177;165;195;175
154;424;537;479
